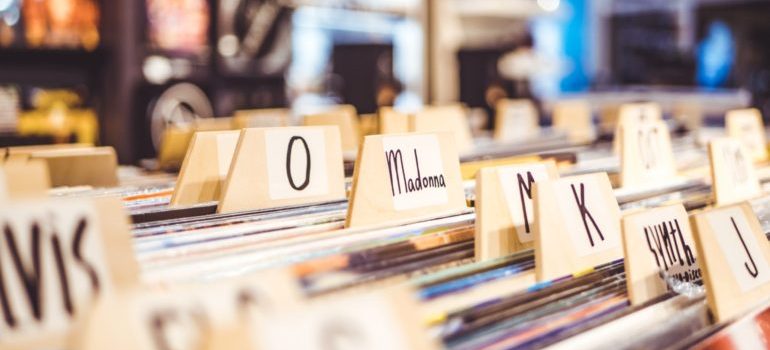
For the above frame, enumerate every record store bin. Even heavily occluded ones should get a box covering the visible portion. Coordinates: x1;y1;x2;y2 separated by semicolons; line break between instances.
5;1;770;349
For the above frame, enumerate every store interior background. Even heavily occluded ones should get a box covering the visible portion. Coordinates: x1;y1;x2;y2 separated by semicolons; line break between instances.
0;0;768;164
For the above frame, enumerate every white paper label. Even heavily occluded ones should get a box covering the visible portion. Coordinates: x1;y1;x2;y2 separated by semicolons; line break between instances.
502;105;536;139
257;293;411;350
0;200;112;343
707;207;770;292
626;206;700;282
731;115;765;159
265;128;330;200
555;177;621;257
498;163;550;243
382;134;448;211
712;139;760;202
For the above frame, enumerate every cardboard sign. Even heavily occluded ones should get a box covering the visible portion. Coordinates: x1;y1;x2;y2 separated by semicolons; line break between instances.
0;197;139;350
252;287;438;350
413;105;474;154
218;126;346;213
691;203;770;322
1;159;50;199
158;126;195;171
346;132;466;228
494;99;539;142
619;120;677;188
726;108;768;162
170;131;240;206
533;172;623;282
79;269;302;350
28;146;119;188
552;99;595;143
303;105;361;153
475;161;559;261
622;204;701;305
613;102;662;154
233;108;291;129
708;137;760;206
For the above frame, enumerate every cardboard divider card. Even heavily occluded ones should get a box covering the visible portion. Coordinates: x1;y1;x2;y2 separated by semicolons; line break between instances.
613;102;662;154
475;161;559;261
620;120;678;188
726;108;768;162
346;132;466;228
252;287;438;350
622;204;701;305
691;203;770;322
29;146;119;188
170;130;240;206
552;99;595;142
303;105;361;153
0;197;139;350
217;126;346;213
79;269;303;350
708;137;761;206
494;99;539;142
533;172;623;282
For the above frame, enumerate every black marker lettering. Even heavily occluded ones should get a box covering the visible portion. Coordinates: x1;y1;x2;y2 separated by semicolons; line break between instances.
385;150;406;196
731;217;759;278
5;222;43;321
570;183;604;247
385;148;446;197
72;218;100;293
286;136;311;191
0;224;16;328
51;234;73;316
516;172;536;233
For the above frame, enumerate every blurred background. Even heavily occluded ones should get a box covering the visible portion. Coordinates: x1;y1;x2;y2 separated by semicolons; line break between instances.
0;0;768;163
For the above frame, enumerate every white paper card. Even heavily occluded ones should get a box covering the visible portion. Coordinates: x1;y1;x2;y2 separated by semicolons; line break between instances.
707;207;770;292
555;177;621;257
382;134;448;211
0;200;112;342
264;128;329;200
498;163;550;243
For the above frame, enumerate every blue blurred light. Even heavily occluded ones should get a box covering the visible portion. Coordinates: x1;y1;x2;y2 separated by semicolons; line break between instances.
696;21;735;88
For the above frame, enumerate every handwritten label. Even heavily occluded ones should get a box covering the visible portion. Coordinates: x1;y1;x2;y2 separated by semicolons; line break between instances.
623;205;701;304
727;108;768;162
620;120;677;187
495;99;538;141
498;163;551;243
556;177;621;256
707;207;770;292
265;128;329;200
382;134;448;211
0;198;136;348
709;137;760;206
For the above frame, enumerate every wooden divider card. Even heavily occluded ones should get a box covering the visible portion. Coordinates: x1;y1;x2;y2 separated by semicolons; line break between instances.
303;105;361;153
1;160;51;199
691;203;770;322
726;108;768;162
475;161;559;261
533;172;623;282
218;126;346;213
622;204;700;305
619;120;678;188
28;147;119;188
0;198;138;350
613;102;662;154
552;99;595;142
708;137;761;206
413;105;474;154
171;130;240;206
346;132;466;228
494;99;539;142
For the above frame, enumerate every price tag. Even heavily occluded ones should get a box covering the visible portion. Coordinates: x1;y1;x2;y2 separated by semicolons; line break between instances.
726;108;768;162
552;99;595;142
708;137;760;206
252;287;437;350
494;99;539;142
79;269;302;350
0;198;138;350
622;204;700;305
346;132;466;228
171;131;240;206
217;126;346;213
475;161;559;261
619;120;677;188
691;203;770;322
533;172;622;282
304;105;361;153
